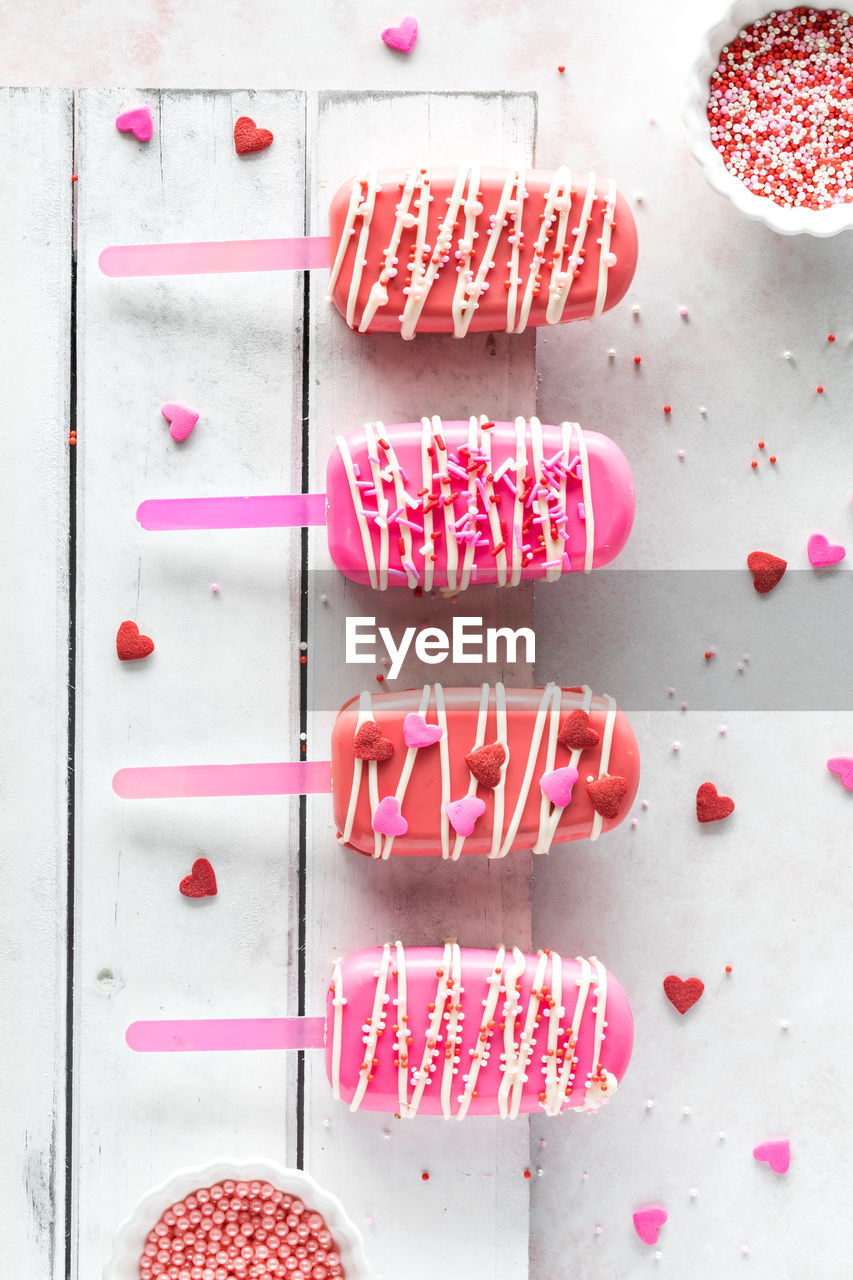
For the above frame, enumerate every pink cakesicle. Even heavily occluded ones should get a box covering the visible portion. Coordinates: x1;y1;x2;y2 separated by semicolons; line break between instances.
113;682;640;859
99;164;638;338
136;416;635;591
126;942;634;1120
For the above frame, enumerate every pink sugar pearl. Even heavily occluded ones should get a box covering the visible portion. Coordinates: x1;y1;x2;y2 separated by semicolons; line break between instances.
707;7;853;209
138;1184;345;1279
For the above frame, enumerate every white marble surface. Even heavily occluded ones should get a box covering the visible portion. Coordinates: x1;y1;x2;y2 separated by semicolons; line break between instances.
2;1;853;1277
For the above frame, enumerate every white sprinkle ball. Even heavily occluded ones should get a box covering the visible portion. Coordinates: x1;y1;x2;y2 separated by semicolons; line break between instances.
645;1099;655;1110
683;1106;692;1117
672;741;681;752
690;1188;698;1199
781;1019;790;1030
299;641;308;651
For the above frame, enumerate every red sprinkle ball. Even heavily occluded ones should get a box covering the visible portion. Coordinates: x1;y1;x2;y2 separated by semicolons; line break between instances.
138;1180;344;1280
707;8;853;210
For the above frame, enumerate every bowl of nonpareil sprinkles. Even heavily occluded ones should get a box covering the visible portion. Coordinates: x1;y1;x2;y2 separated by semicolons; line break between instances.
684;3;853;234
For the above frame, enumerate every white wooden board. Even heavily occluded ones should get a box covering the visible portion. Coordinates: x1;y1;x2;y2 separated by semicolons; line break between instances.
0;86;72;1280
303;91;538;1280
73;89;305;1277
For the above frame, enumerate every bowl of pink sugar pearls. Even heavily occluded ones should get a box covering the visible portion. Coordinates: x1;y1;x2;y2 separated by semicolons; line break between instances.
103;1158;372;1280
684;3;853;234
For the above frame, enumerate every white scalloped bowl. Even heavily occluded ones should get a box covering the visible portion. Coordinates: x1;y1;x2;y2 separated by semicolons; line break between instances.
103;1157;372;1280
683;0;853;235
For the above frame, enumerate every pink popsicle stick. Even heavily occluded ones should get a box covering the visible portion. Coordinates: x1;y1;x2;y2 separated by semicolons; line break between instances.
112;761;332;799
99;235;330;278
127;1017;326;1052
137;493;327;531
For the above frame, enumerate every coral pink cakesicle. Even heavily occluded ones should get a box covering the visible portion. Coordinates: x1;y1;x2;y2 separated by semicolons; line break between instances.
99;164;638;338
126;942;634;1120
333;682;639;857
136;415;635;590
112;682;640;858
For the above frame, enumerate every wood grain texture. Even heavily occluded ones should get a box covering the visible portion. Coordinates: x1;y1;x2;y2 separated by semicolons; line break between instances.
73;89;305;1276
0;86;72;1280
303;91;537;1280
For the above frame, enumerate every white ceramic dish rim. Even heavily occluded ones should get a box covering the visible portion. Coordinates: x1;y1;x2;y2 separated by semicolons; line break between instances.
103;1157;373;1280
682;0;853;236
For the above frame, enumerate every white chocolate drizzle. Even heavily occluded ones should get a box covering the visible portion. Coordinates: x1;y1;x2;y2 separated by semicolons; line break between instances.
337;415;594;591
339;683;622;857
327;165;619;338
589;694;618;843
534;683;593;855
331;943;618;1119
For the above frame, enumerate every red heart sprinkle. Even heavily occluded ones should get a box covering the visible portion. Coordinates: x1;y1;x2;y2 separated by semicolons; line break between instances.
558;709;601;751
233;116;274;154
465;742;506;789
116;620;154;661
586;774;628;819
747;550;787;594
696;781;735;823
663;974;704;1014
179;857;217;898
353;721;394;761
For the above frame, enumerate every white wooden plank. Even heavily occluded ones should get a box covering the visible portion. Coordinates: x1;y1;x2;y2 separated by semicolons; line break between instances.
74;89;305;1276
303;91;537;1280
0;86;72;1280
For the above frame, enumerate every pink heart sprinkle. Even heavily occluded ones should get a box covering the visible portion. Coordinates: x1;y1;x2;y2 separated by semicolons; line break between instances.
808;533;846;567
372;796;408;837
539;765;579;808
403;713;443;749
161;402;199;442
633;1205;667;1246
753;1138;790;1175
445;796;486;837
827;756;853;790
381;15;418;53
115;106;153;143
